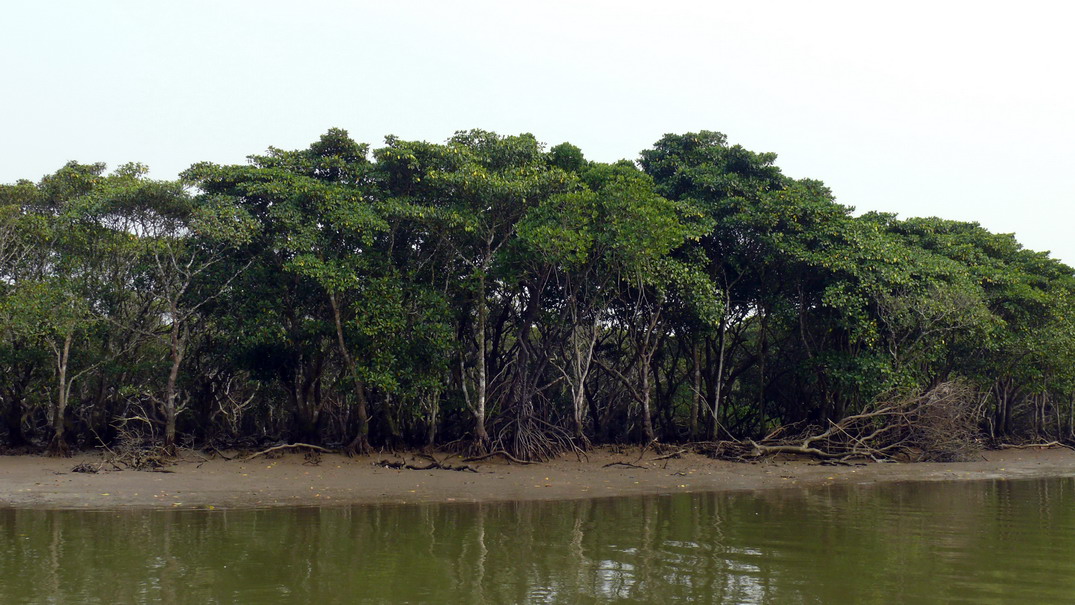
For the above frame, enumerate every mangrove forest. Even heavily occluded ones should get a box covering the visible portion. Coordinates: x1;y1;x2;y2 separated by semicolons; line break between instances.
2;129;1074;458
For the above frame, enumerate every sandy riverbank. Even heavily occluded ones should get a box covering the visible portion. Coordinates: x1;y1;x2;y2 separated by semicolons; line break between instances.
2;446;1074;510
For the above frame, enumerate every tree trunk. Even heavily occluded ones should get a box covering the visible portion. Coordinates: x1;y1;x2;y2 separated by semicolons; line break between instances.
569;328;588;443
473;274;490;451
572;380;587;442
508;280;554;460
330;292;372;455
285;368;318;442
992;378;1016;438
690;340;701;441
711;322;727;440
1068;394;1074;440
567;314;598;447
425;390;439;448
163;320;186;453
47;333;73;457
756;308;768;439
639;359;655;443
344;381;371;455
382;392;404;447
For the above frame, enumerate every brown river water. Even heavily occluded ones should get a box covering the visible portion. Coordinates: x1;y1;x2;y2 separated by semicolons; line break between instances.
2;477;1073;603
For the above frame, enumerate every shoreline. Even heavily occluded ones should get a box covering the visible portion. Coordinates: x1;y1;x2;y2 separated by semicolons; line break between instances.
2;447;1074;510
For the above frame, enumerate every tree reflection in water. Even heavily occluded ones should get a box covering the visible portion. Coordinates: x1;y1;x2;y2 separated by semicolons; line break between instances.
3;478;1075;603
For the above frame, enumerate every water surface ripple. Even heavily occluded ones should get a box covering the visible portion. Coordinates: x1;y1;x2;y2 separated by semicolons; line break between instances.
2;477;1072;604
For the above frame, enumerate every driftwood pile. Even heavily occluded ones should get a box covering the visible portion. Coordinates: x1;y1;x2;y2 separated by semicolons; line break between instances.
696;381;983;463
72;441;174;473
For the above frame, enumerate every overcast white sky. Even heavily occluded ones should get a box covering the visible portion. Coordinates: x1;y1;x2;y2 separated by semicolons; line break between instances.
4;1;1074;262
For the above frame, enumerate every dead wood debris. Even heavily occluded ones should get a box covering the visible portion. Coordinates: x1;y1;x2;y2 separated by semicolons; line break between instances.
71;460;121;473
692;381;983;463
998;441;1075;451
243;443;337;461
653;449;687;461
463;450;533;465
95;437;175;472
376;454;479;473
603;461;647;469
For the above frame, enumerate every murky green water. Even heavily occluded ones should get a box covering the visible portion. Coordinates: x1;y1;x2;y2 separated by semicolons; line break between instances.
2;478;1074;604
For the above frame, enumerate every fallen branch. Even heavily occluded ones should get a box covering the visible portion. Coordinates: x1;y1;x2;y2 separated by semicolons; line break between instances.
603;461;647;469
243;443;337;461
691;440;757;461
749;441;846;459
463;449;533;465
635;439;659;462
653;449;687;461
998;441;1075;451
209;446;235;461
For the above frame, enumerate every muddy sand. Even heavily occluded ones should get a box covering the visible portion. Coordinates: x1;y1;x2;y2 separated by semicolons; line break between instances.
2;446;1074;510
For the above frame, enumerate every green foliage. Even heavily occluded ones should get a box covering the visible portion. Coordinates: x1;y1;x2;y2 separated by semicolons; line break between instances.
2;128;1073;451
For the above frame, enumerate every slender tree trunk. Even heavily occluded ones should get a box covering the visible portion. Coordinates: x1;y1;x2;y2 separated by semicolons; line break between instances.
47;333;73;457
1032;393;1040;438
640;359;655;443
1068;393;1074;440
473;274;490;450
163;318;186;452
627;307;659;444
711;322;727;440
344;382;371;454
568;314;598;446
382;392;404;447
756;307;768;439
992;379;1015;438
690;340;701;441
637;313;659;444
1054;395;1062;441
425;390;439;448
330;292;371;454
1002;385;1012;437
570;331;588;443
